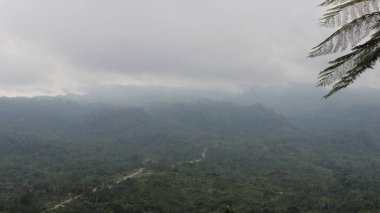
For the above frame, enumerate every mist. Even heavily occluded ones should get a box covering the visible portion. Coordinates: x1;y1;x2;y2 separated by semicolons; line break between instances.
1;1;380;212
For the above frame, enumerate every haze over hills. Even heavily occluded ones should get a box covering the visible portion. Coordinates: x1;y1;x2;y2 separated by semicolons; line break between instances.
1;84;380;212
61;84;380;140
61;83;380;113
2;0;380;212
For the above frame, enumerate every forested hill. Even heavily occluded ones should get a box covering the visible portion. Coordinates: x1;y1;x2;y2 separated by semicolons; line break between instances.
1;91;380;212
0;99;289;136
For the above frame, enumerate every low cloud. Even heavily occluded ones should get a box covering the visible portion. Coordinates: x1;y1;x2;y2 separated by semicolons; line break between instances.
0;0;376;96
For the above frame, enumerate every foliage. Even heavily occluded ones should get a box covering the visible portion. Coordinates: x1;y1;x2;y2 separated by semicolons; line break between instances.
310;0;380;98
0;99;380;212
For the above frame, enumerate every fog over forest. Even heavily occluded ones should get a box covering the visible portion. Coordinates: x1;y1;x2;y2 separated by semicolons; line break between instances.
1;0;380;213
0;84;380;212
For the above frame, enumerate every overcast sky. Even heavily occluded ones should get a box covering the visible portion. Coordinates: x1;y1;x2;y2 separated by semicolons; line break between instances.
0;0;379;96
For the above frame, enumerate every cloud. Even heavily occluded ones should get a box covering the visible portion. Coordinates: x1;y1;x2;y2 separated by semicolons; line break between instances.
0;0;375;96
0;31;95;96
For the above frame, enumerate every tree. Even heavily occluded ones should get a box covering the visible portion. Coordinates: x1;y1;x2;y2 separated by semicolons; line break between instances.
224;206;235;213
310;0;380;98
287;206;301;213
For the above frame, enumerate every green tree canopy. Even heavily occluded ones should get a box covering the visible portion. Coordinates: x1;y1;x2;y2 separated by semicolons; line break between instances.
311;0;380;98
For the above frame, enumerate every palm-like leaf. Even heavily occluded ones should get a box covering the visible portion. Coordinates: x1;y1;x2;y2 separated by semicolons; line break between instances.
321;30;380;98
311;12;380;57
312;0;380;98
321;0;379;28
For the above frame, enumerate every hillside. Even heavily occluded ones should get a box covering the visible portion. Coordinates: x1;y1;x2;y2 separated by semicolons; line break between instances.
1;94;380;212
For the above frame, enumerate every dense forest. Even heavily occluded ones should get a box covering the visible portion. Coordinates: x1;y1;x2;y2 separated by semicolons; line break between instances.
1;85;380;213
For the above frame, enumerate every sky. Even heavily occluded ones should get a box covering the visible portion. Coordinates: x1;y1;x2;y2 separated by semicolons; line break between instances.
0;0;379;96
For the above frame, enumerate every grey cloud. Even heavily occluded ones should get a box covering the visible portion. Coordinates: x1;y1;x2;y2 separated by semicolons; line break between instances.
0;0;375;96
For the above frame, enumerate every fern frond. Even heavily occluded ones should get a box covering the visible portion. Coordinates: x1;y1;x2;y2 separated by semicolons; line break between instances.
312;0;380;97
320;0;355;6
319;30;380;97
310;12;380;57
321;0;379;28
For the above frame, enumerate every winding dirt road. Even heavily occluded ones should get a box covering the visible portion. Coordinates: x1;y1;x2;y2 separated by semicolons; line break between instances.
46;147;207;212
46;168;144;212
